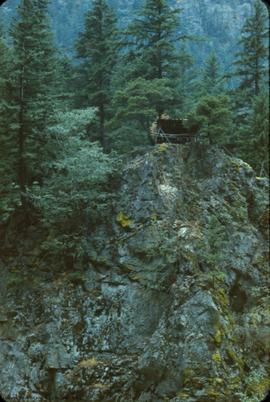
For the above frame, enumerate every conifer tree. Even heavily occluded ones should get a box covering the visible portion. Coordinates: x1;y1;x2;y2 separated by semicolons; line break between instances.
125;0;180;81
0;31;12;172
75;0;118;149
176;44;196;114
231;1;269;174
235;91;269;175
110;0;182;142
113;77;177;127
187;95;233;145
233;0;268;98
0;30;20;222
200;53;225;96
247;91;269;175
9;0;58;206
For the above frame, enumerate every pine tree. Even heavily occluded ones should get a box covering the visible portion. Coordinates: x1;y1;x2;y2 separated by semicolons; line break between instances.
231;1;269;174
176;44;196;114
0;31;12;173
56;52;75;110
9;0;58;206
0;30;20;222
233;0;268;98
248;91;269;175
235;91;269;175
187;95;233;145
75;0;118;149
109;0;182;143
125;0;180;81
199;53;225;96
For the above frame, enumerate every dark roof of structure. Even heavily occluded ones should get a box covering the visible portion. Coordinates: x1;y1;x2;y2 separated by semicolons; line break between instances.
157;119;199;135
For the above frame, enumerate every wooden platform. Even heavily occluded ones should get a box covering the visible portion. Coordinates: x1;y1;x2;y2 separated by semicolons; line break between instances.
152;119;199;144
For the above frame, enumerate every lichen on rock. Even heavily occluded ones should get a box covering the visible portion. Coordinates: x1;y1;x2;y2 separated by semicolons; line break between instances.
0;144;269;402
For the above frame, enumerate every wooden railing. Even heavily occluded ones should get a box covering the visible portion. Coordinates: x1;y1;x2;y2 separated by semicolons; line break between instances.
153;128;197;144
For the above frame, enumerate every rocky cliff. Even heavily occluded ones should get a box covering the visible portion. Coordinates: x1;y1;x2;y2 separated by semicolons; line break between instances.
0;144;269;402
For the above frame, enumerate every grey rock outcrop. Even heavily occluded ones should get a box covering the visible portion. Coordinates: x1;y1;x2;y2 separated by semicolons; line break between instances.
0;144;269;401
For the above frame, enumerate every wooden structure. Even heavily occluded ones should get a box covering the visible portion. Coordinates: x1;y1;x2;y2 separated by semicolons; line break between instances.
152;118;199;144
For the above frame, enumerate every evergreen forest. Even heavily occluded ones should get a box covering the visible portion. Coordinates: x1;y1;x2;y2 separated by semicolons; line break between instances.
0;2;270;401
0;0;269;257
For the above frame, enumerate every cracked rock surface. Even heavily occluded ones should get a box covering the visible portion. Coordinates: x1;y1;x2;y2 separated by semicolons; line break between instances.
0;145;269;401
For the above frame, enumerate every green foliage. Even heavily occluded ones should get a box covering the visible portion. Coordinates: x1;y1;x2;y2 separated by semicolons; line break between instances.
107;125;150;154
125;0;182;107
125;0;180;81
233;0;268;98
231;0;269;176
0;30;20;222
175;44;196;114
109;77;177;151
75;0;118;148
0;0;268;246
29;109;116;258
46;108;97;142
234;91;269;175
112;78;176;127
113;0;179;124
198;53;225;96
187;95;233;144
6;0;59;207
56;52;76;110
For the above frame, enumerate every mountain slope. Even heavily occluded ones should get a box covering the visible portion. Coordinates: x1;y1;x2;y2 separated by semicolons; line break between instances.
0;144;269;401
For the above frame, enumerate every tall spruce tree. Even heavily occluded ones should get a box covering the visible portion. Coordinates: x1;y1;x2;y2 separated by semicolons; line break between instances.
234;91;269;176
9;0;58;207
231;1;269;175
199;53;225;96
176;44;196;114
75;0;118;149
247;91;269;175
233;0;268;98
0;29;20;222
110;0;182;142
0;30;12;174
125;0;180;81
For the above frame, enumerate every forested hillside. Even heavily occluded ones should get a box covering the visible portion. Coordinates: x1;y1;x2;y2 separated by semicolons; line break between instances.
0;0;255;64
0;0;268;224
0;0;269;401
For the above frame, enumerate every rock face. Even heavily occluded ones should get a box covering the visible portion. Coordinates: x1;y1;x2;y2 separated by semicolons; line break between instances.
0;145;269;402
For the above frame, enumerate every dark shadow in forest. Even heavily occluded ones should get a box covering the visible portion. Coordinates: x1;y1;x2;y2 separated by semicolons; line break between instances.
261;391;270;402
